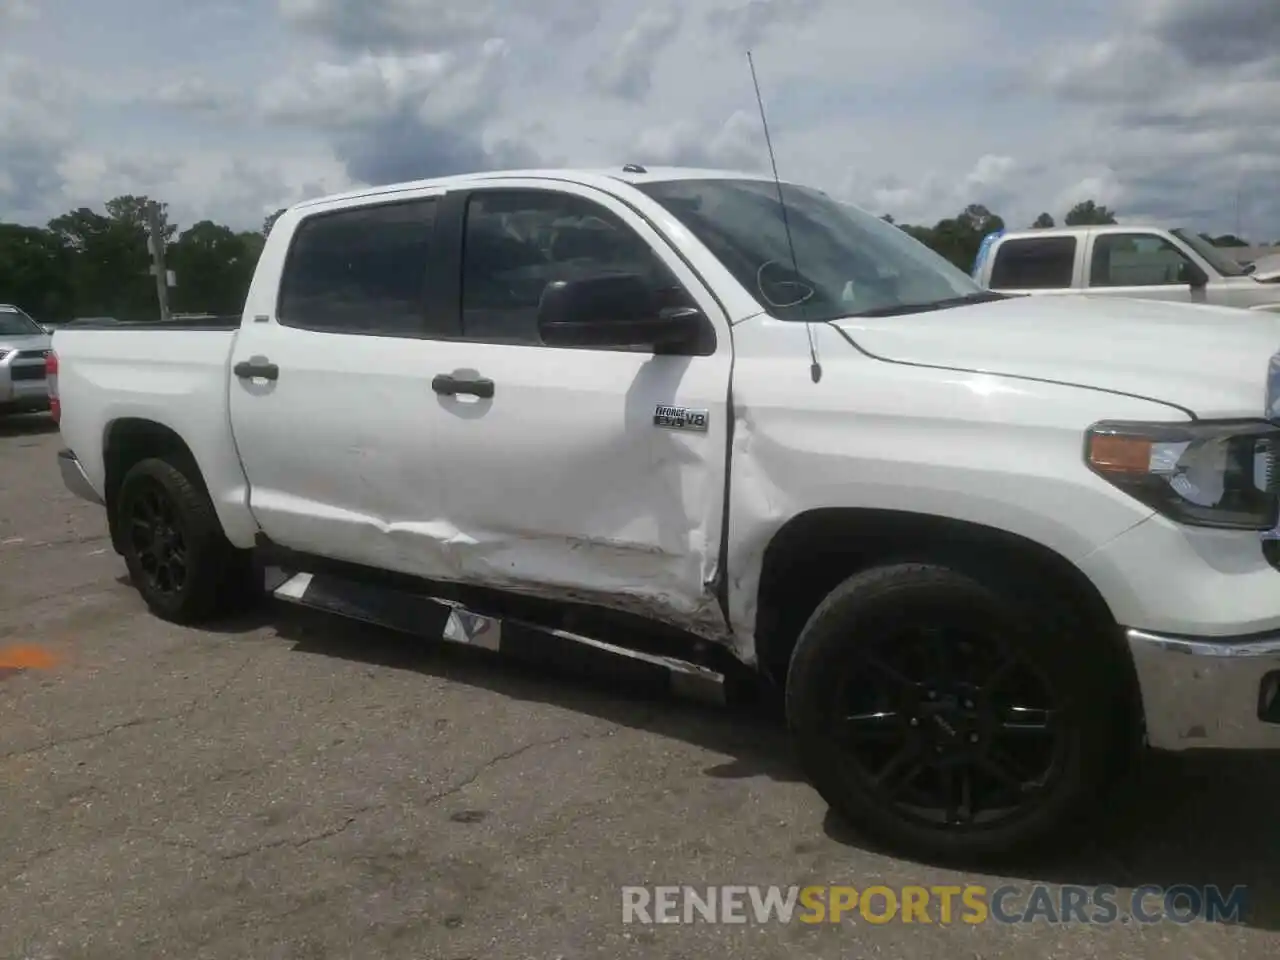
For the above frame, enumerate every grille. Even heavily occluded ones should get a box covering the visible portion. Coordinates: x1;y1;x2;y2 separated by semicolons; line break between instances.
1263;440;1280;494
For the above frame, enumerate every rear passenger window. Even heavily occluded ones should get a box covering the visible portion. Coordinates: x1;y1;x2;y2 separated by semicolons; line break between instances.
989;237;1076;290
278;199;437;336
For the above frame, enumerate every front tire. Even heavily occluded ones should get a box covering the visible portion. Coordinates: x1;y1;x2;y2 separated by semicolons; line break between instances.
116;456;257;624
785;562;1123;864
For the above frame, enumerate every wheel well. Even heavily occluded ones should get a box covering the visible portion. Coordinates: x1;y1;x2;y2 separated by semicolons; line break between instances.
753;508;1135;706
103;419;205;552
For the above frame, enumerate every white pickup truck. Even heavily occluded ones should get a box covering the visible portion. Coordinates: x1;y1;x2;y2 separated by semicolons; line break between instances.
974;223;1280;310
50;166;1280;862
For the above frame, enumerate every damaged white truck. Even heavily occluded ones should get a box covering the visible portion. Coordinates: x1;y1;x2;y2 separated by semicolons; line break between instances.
51;167;1280;861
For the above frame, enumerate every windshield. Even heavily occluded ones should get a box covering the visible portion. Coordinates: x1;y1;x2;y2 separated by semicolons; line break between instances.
1170;228;1247;277
637;178;986;322
0;306;43;337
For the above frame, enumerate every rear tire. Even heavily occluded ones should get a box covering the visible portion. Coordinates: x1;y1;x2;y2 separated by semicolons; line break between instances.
115;456;259;624
785;561;1123;864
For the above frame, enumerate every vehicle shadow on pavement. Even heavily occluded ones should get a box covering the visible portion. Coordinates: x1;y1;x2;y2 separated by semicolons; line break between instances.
1054;752;1280;930
820;750;1280;930
211;598;1280;932
0;414;57;438
262;601;803;787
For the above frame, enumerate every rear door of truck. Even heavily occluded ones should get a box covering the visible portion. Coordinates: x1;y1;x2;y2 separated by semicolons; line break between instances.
983;232;1085;296
226;188;454;575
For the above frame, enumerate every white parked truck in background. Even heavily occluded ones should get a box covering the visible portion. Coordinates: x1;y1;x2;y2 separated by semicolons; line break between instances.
49;167;1280;862
974;223;1280;311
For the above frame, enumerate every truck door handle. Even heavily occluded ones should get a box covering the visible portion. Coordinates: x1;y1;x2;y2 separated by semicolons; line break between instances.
234;359;279;381
432;373;494;399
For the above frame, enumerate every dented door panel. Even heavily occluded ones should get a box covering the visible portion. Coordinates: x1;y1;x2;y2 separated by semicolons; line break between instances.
415;178;736;638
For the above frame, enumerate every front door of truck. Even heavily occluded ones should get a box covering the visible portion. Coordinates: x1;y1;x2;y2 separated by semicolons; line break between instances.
227;190;459;577
416;180;735;632
1082;231;1206;304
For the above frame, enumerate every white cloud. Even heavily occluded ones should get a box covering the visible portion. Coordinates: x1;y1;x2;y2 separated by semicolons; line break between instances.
589;7;683;101
279;0;601;53
631;110;767;172
1032;0;1280;235
0;0;39;24
0;55;75;222
56;146;352;230
0;0;1276;242
148;78;236;113
706;0;827;48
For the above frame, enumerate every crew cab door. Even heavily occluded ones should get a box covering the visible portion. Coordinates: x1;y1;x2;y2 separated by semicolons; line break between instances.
227;189;458;575
415;179;734;634
984;233;1083;296
1081;230;1209;304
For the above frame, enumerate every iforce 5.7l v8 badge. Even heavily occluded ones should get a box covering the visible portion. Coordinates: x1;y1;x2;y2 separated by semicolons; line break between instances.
653;404;710;432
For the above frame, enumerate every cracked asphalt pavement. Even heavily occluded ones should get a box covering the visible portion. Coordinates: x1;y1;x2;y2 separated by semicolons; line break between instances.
3;413;1280;959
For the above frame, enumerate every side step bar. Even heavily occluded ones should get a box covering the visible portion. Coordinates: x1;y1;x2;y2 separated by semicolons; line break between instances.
265;568;726;706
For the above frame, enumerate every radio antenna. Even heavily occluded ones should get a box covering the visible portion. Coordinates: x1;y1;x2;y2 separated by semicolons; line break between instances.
748;49;821;383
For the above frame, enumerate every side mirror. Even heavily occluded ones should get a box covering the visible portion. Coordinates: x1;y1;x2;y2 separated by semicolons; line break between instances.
1184;260;1210;288
536;274;704;350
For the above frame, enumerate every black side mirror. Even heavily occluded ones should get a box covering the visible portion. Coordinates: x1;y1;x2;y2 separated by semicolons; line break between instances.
536;274;704;350
1184;260;1210;288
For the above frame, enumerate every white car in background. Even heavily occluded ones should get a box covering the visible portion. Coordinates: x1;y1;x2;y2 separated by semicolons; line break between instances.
0;304;52;415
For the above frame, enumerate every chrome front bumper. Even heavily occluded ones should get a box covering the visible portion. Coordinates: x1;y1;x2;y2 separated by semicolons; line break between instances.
1127;628;1280;750
57;449;103;505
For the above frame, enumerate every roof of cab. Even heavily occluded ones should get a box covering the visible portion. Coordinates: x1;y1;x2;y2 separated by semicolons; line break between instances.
1000;221;1174;239
289;166;779;213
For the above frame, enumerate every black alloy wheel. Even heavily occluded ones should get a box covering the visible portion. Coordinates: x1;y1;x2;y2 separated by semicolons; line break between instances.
115;456;259;624
832;615;1066;831
125;476;189;599
786;562;1122;863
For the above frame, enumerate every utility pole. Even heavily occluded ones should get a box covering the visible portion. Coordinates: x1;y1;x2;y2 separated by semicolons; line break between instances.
147;200;171;322
1235;165;1246;242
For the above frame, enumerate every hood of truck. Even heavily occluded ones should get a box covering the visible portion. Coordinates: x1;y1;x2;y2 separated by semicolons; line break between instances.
834;294;1280;419
1250;254;1280;283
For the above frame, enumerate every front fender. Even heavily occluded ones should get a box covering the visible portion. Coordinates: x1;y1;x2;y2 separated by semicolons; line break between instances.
723;320;1177;661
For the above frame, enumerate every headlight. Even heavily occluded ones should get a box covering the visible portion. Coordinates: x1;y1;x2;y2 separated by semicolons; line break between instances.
1085;419;1280;530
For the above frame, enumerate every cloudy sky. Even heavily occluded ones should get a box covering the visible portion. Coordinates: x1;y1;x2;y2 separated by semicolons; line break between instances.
1;0;1277;240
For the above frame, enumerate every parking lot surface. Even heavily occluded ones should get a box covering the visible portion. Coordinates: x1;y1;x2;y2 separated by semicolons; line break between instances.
2;413;1278;959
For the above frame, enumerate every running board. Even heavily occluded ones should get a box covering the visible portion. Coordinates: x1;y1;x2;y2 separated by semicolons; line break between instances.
265;568;726;706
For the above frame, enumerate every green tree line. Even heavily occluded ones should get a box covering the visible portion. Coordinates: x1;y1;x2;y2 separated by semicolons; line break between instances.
0;195;1268;323
0;196;287;323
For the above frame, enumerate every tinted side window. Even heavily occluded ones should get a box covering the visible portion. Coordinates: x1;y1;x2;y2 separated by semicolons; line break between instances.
989;237;1077;290
459;190;690;345
278;199;436;335
1090;233;1193;287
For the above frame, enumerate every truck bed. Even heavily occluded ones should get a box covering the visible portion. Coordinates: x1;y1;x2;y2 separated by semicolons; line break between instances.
60;315;242;331
50;321;253;548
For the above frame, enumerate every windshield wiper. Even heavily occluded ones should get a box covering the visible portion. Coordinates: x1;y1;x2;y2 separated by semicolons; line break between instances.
846;289;1009;319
